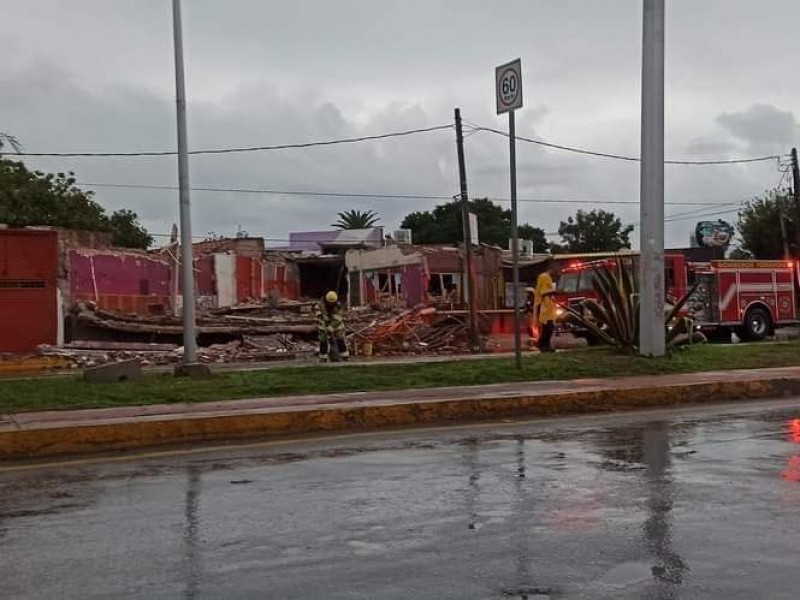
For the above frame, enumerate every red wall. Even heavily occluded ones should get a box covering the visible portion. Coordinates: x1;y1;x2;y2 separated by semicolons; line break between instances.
0;229;59;352
264;261;299;300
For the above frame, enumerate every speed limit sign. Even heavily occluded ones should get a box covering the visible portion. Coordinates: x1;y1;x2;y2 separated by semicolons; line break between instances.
495;58;523;114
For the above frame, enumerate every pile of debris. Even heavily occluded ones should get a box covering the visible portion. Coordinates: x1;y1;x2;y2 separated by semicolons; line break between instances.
59;302;482;363
349;307;476;356
72;302;386;340
36;336;316;369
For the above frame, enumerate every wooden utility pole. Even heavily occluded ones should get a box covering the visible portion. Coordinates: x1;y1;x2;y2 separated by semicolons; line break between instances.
791;147;800;257
778;197;791;260
455;108;479;352
170;223;180;316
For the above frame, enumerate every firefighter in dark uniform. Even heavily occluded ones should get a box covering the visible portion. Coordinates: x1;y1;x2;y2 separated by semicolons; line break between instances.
315;291;349;362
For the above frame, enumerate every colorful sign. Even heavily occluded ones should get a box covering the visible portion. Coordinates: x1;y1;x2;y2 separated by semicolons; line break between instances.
695;220;734;248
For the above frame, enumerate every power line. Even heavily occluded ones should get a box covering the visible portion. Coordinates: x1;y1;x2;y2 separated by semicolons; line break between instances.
663;206;740;223
467;124;785;166
657;166;790;225
7;124;454;158
8;118;784;167
79;181;740;207
658;202;741;223
81;182;456;202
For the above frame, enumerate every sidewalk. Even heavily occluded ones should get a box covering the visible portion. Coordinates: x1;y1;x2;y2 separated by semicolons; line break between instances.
4;365;800;460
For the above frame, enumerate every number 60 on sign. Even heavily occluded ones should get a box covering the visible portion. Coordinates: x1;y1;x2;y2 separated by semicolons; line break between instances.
495;58;523;115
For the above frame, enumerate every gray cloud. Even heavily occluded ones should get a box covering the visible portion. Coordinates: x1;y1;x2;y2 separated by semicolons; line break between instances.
2;0;799;249
717;104;798;155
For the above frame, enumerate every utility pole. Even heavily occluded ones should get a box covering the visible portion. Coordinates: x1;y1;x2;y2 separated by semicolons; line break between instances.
170;223;180;316
778;198;790;260
639;0;666;357
791;147;800;257
172;0;201;373
455;108;479;352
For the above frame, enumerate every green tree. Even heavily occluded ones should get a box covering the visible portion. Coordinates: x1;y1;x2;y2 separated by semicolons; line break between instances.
109;209;153;249
737;190;795;259
400;198;547;248
332;209;380;229
516;223;549;253
556;209;633;253
0;157;152;249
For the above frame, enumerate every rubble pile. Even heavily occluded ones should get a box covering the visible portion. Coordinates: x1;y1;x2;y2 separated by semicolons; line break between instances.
73;302;386;338
351;308;474;356
36;335;316;369
55;301;479;364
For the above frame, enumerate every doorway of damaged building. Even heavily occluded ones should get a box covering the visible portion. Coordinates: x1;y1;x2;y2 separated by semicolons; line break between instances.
0;229;60;353
295;255;348;301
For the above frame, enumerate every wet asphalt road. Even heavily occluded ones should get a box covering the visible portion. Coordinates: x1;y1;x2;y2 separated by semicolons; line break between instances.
3;400;800;599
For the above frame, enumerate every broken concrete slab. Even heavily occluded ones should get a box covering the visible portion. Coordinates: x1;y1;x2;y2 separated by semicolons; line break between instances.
83;359;143;383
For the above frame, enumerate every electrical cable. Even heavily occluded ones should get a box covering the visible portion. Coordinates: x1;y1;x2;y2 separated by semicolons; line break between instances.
467;124;785;165
79;181;740;207
7;124;454;158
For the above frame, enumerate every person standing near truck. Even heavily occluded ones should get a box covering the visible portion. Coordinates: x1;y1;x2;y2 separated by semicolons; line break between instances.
534;264;558;352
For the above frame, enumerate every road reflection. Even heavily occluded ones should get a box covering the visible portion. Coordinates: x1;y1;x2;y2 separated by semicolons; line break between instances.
781;418;800;482
642;422;689;597
183;466;202;600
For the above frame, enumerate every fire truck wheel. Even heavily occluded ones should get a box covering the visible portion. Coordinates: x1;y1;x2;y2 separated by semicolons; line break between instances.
741;306;771;341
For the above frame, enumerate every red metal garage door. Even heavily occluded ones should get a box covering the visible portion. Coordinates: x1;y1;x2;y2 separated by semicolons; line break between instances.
0;229;58;353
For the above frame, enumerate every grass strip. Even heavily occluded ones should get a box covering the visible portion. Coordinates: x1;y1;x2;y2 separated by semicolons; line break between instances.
2;342;799;413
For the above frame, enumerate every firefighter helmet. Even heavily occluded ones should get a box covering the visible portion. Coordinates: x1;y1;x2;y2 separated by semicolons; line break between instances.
325;291;338;304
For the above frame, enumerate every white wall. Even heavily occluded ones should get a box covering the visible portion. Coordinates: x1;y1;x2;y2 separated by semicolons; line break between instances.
214;253;236;308
345;246;421;271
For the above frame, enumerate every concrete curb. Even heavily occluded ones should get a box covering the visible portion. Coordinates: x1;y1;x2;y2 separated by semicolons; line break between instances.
3;374;800;460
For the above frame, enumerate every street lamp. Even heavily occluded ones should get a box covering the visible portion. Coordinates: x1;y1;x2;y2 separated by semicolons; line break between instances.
171;0;205;375
639;0;666;357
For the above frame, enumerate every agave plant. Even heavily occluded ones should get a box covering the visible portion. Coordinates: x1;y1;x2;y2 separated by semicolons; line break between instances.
562;258;700;353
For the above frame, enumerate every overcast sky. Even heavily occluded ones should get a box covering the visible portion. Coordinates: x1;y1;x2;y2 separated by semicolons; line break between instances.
2;0;798;248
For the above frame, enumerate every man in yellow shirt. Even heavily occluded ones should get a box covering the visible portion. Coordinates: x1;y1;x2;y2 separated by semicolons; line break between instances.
534;264;558;352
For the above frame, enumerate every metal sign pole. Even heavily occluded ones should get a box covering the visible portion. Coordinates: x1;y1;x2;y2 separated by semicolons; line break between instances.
509;110;522;369
639;0;665;357
172;0;198;367
495;58;524;369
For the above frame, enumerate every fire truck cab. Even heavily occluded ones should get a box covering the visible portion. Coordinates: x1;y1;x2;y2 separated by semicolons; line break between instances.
555;254;797;342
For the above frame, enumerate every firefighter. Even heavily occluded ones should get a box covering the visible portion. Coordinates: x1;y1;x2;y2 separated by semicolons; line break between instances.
315;291;349;362
524;287;537;348
534;264;558;352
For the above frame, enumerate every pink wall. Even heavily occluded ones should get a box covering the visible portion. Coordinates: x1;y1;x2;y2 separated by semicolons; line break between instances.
69;250;172;314
67;248;290;314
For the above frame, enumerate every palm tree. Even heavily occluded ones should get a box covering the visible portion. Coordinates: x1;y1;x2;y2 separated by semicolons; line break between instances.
332;209;380;230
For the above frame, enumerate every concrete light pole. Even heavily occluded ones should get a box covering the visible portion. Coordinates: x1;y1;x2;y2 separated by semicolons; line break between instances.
639;0;666;357
172;0;201;372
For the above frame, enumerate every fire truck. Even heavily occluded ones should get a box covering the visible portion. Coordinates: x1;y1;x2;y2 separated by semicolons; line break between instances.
554;253;797;343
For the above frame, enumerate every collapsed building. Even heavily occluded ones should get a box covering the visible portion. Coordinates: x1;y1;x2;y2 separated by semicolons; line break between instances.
1;226;519;362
